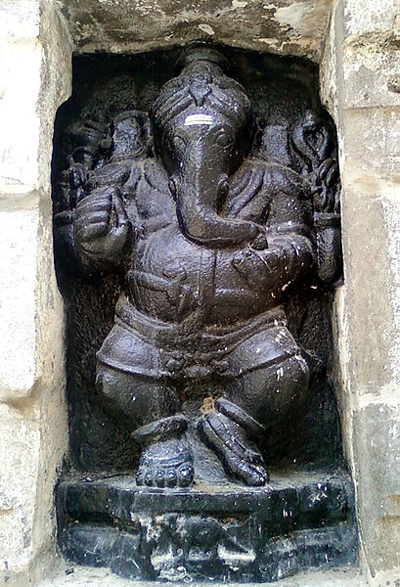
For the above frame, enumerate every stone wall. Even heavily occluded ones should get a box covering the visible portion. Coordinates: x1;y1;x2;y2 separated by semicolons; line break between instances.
322;1;400;584
0;2;71;585
1;0;400;585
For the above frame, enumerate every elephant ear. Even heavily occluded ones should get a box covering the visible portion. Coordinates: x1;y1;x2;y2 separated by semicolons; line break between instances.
111;109;153;162
290;110;334;175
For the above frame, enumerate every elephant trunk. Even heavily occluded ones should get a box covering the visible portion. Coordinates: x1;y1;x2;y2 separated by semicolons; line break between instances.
174;150;258;248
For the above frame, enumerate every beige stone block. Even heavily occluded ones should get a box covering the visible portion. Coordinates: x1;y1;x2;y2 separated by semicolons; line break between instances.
37;1;72;198
341;39;400;109
0;37;42;195
0;208;40;400
0;0;72;199
343;0;398;36
341;108;400;176
338;176;400;399
352;402;400;577
0;404;40;576
319;0;342;120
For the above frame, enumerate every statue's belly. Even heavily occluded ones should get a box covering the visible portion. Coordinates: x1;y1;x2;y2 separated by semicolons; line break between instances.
129;225;274;325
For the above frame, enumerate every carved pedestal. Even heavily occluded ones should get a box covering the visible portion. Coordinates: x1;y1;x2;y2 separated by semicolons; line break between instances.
58;471;356;582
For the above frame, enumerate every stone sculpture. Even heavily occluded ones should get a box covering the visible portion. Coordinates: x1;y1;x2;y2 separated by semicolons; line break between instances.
55;45;341;490
53;45;354;582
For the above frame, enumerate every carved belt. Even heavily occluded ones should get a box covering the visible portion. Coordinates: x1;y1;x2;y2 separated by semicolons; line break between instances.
97;296;298;379
115;295;286;350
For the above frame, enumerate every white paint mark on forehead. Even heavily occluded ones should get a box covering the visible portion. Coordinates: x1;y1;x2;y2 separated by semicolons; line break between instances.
184;114;213;126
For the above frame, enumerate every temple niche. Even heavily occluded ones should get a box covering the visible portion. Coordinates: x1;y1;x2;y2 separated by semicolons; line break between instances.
53;45;356;582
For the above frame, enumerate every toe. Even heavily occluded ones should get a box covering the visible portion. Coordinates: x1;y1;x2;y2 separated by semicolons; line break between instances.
166;468;177;488
178;463;194;487
136;470;145;486
145;470;154;486
242;462;269;486
155;469;165;488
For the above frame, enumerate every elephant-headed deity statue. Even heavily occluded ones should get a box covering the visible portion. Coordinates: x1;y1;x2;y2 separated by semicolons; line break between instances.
54;45;341;490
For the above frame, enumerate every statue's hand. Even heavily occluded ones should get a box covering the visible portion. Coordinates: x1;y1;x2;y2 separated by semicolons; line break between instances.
74;186;131;267
232;244;287;290
311;158;340;213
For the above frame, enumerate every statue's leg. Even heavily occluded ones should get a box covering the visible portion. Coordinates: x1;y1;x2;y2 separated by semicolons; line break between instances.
96;364;194;487
198;353;309;486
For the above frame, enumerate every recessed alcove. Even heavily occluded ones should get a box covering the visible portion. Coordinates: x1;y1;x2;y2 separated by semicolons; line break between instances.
2;2;399;585
51;45;355;582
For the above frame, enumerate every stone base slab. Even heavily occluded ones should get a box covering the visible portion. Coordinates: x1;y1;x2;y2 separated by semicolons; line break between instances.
36;564;365;587
57;471;356;583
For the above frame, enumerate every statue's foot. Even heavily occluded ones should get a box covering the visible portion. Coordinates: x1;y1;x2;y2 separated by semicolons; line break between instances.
136;437;194;488
198;411;269;486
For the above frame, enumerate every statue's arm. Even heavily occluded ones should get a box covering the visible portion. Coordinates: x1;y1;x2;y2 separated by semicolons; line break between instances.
290;110;342;284
309;158;342;284
264;165;316;284
54;161;137;274
229;164;316;294
73;185;132;272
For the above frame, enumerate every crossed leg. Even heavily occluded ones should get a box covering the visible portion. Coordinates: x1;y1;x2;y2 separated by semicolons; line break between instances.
96;364;194;487
198;353;309;486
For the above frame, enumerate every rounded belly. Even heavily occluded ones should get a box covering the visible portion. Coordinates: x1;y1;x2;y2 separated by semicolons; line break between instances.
129;225;275;324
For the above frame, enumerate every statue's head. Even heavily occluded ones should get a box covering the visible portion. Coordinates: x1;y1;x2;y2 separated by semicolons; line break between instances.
150;46;255;246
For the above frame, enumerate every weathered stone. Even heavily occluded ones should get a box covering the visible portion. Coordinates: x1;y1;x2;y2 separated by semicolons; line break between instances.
338;178;400;397
0;0;72;584
341;39;400;110
322;2;400;584
343;0;397;36
0;37;42;196
340;109;400;175
57;472;356;582
0;209;40;399
352;403;400;578
60;0;334;61
0;404;40;578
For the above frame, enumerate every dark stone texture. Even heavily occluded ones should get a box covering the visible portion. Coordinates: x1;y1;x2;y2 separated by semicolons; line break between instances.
52;44;351;581
58;471;356;582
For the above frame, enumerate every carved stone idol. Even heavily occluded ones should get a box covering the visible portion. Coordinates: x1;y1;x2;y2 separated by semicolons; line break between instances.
54;46;353;582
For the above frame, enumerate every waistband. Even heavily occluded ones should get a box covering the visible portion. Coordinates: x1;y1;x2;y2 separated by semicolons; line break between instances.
114;295;286;353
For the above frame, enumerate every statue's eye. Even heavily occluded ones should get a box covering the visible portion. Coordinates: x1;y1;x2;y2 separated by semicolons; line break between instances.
215;130;233;149
168;177;177;199
172;135;186;152
218;177;229;200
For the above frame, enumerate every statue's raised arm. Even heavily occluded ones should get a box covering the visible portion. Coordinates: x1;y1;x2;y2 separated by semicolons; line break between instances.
54;110;151;274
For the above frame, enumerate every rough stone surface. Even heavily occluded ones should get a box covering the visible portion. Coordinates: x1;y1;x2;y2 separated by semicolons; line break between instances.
342;38;400;110
352;403;400;575
57;472;356;582
0;209;40;399
60;0;334;61
36;564;365;586
0;36;41;196
322;0;400;583
343;0;398;36
0;0;72;584
0;404;40;576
